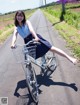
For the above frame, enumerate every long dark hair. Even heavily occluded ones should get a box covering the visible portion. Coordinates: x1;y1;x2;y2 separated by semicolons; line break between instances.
14;10;26;26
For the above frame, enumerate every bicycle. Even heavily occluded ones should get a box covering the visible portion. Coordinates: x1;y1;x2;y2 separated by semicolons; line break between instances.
12;40;57;104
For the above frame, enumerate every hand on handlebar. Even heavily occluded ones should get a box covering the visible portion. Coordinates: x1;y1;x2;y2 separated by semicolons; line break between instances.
33;37;39;42
32;38;41;45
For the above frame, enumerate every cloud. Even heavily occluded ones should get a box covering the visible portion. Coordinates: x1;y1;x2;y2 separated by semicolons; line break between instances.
5;0;17;3
11;0;16;3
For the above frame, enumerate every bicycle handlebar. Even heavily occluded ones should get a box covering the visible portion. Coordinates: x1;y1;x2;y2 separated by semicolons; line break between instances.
24;39;40;47
11;39;41;49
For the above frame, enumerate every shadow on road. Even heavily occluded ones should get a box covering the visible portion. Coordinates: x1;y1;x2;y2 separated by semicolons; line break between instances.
14;80;27;97
52;21;61;26
37;74;78;92
14;75;78;105
14;79;37;105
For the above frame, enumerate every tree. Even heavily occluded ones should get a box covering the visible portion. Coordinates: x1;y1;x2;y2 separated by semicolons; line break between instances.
60;0;66;21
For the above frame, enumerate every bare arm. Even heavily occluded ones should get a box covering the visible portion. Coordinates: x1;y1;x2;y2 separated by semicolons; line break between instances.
11;27;18;48
26;20;39;41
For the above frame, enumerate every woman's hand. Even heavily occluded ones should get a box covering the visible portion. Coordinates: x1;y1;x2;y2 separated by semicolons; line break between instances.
11;44;16;49
34;37;39;42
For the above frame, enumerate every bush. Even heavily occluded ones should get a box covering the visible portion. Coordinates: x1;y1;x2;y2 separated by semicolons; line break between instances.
64;10;80;29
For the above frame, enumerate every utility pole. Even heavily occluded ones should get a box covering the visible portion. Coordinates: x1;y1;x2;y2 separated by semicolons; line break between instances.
44;0;47;8
44;0;46;5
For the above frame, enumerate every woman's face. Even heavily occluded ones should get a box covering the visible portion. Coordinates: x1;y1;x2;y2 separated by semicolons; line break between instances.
16;12;24;23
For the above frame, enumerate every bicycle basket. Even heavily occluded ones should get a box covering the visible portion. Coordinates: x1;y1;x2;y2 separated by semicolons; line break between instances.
24;45;36;59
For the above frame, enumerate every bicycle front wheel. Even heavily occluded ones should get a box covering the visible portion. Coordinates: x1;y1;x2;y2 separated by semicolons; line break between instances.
26;64;39;103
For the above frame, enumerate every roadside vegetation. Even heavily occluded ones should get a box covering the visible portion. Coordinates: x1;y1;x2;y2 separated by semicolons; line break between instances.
42;2;80;59
0;9;35;44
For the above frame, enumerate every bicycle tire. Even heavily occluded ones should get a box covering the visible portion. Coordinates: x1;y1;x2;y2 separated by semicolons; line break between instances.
26;64;39;103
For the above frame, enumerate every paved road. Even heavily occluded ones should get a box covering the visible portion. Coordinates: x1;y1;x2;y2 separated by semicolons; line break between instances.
0;9;80;105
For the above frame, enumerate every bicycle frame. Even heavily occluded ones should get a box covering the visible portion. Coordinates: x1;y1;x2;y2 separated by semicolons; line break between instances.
13;40;57;73
12;39;57;75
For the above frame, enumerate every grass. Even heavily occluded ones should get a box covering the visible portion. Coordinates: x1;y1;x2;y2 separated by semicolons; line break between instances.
0;27;14;44
43;2;80;30
42;10;80;59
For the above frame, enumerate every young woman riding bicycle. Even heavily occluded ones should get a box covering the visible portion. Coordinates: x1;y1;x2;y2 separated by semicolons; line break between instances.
11;10;77;65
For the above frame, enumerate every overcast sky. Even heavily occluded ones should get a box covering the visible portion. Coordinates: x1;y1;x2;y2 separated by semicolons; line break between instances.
0;0;58;13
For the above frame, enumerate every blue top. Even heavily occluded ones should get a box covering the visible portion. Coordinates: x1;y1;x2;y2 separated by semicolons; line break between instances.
17;24;31;38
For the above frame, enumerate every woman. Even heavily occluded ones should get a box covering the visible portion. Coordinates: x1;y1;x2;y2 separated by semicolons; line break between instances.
11;10;77;64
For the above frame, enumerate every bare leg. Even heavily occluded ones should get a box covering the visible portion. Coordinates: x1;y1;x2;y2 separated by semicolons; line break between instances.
50;46;77;64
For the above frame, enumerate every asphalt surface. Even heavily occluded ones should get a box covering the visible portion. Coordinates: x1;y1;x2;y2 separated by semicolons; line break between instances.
0;9;80;105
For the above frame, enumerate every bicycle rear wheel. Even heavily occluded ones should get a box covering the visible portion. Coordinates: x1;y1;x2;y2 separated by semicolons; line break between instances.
44;51;57;76
26;64;39;103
